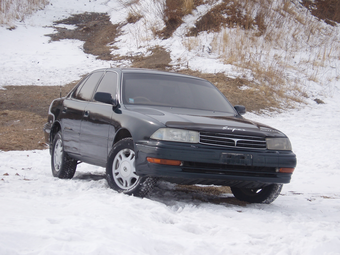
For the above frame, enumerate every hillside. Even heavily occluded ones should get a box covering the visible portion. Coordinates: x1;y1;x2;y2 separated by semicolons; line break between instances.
0;0;339;151
1;0;339;109
46;0;340;111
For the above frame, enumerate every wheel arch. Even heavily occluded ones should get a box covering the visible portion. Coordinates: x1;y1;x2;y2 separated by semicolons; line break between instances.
49;121;61;152
114;128;132;144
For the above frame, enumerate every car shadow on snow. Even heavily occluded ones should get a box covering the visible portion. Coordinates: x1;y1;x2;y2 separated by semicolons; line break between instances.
73;172;107;181
149;181;249;207
72;172;248;206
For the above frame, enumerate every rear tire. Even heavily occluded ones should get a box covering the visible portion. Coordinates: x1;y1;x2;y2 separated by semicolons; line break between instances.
231;184;283;204
51;131;77;179
106;138;156;197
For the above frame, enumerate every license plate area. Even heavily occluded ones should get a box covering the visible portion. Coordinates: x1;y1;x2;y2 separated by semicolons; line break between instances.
220;153;253;166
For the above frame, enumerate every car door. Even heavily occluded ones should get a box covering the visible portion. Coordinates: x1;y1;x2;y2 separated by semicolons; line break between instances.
61;72;104;156
79;71;119;166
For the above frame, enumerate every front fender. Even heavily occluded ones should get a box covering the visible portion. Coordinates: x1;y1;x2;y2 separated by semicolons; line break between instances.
110;107;164;149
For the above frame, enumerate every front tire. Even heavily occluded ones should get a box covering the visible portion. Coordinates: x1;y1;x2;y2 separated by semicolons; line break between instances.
106;138;155;197
51;131;77;179
231;184;283;204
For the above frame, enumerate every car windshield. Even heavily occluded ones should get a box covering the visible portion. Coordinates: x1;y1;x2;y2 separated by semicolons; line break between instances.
122;73;235;113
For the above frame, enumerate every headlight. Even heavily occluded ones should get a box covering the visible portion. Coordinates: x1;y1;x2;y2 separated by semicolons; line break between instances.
150;128;199;143
266;138;292;151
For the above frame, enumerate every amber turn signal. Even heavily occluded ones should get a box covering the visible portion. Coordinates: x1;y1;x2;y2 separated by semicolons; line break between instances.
279;168;295;173
147;157;182;166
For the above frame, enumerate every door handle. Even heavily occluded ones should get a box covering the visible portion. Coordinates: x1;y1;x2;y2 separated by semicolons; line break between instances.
84;110;90;117
62;107;67;113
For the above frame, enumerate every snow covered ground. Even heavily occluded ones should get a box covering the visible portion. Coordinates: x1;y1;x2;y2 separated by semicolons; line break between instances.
1;97;340;254
1;0;340;254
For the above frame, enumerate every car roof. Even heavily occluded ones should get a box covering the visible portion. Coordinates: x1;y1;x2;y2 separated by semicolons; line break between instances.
92;68;206;81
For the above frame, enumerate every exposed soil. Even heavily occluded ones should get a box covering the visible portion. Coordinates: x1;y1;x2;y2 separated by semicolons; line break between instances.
188;1;259;37
0;83;75;151
47;12;121;60
131;46;172;70
302;0;340;26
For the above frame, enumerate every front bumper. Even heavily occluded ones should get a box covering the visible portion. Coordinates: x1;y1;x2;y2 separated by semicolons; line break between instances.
135;140;296;187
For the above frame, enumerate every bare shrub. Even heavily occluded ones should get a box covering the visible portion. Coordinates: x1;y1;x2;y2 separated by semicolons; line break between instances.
157;0;185;39
255;11;266;35
183;36;200;51
157;0;203;39
126;5;143;23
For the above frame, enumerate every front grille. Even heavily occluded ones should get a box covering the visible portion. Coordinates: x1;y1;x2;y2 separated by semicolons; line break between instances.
200;132;266;149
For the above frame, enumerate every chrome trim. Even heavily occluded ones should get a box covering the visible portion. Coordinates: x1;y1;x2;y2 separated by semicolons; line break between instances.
200;132;266;150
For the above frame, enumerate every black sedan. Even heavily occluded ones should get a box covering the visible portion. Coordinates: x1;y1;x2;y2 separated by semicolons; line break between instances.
44;68;296;204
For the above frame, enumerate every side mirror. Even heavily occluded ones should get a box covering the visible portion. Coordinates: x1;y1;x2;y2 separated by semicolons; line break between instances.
94;92;117;107
234;105;246;115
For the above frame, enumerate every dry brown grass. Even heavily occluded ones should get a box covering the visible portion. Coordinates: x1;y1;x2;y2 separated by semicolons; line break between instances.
157;0;203;39
175;69;295;112
0;0;48;26
157;0;185;39
183;0;194;15
181;0;339;110
188;0;266;36
127;5;143;24
183;36;200;51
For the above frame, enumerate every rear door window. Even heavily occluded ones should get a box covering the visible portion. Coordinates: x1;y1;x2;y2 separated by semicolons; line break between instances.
95;72;117;97
74;72;104;101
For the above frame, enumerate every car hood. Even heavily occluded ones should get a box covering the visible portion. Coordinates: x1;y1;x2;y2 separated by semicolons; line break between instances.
125;106;286;138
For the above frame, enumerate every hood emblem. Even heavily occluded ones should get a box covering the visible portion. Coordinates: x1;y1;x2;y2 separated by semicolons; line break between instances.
222;126;246;132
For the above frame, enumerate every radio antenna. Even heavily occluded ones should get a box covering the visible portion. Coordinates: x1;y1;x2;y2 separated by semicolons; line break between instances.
60;82;62;98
